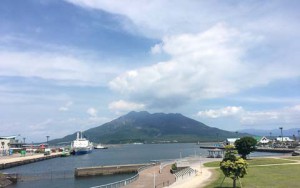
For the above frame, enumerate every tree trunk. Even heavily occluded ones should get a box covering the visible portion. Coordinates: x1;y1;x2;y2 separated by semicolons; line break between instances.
233;177;237;188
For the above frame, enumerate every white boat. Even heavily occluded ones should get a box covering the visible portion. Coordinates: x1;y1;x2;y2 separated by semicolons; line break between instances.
71;131;93;155
94;144;108;149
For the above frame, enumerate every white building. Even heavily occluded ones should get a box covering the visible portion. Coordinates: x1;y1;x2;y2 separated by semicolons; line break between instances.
0;135;19;155
254;136;271;145
224;138;240;146
276;137;294;142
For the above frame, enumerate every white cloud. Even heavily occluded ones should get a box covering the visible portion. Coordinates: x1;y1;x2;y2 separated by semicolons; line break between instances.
59;101;73;112
198;106;243;118
198;104;300;128
110;24;246;101
110;24;300;107
0;50;119;86
87;107;98;117
108;100;145;112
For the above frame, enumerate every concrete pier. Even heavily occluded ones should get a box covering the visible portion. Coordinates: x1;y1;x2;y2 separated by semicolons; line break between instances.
200;146;294;153
0;153;62;170
75;164;151;177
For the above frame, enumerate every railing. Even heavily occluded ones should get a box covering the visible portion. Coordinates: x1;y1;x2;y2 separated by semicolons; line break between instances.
90;163;156;188
174;167;197;181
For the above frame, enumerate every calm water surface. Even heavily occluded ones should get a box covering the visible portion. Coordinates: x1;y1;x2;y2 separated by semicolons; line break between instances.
1;143;282;188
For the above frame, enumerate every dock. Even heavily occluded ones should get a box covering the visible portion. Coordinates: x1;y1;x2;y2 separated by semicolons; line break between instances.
200;146;294;153
0;153;62;170
75;163;151;177
255;147;294;153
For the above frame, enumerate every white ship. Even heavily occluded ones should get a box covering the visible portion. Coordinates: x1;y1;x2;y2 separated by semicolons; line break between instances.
94;144;108;149
71;131;93;155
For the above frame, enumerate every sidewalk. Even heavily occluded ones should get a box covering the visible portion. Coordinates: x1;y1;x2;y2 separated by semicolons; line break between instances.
124;157;221;188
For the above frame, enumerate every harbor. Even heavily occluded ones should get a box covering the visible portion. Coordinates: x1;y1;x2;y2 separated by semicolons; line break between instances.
0;143;292;188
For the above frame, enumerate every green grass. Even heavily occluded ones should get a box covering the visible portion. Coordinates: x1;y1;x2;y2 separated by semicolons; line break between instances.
203;158;296;168
204;162;300;187
283;156;300;160
204;161;220;168
246;158;296;165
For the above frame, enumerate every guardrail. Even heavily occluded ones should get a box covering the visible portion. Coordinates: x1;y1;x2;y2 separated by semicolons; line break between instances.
90;163;156;188
174;167;197;181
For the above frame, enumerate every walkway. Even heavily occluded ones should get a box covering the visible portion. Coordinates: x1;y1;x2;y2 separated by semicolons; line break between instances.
124;164;175;188
124;157;222;188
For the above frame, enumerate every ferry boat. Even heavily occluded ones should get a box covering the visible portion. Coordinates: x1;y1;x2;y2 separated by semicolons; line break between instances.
94;144;108;149
71;131;93;155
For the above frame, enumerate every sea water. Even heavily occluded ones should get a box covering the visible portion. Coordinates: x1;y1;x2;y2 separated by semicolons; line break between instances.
1;143;283;188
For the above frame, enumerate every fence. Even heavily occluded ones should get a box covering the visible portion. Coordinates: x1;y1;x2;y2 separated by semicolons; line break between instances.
90;163;156;188
174;167;197;181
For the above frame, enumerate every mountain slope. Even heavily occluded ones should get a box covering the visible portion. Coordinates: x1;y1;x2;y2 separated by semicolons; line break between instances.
51;111;248;144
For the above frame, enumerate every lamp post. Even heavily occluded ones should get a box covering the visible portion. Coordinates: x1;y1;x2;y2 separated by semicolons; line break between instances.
279;127;283;143
46;136;50;144
235;131;238;138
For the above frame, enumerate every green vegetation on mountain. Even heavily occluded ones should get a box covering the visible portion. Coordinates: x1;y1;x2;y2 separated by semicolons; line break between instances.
51;111;248;144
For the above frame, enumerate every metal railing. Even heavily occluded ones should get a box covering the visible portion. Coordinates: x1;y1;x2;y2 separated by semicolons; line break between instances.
90;163;156;188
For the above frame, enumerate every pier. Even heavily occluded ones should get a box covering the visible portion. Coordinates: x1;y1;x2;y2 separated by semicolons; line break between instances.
75;163;151;177
0;152;62;170
200;146;294;153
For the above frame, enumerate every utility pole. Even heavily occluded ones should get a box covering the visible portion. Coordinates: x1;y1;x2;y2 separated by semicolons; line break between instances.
235;131;238;138
279;127;283;143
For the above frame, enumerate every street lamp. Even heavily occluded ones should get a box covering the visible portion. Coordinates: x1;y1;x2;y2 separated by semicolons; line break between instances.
279;127;283;143
235;131;239;138
46;136;50;144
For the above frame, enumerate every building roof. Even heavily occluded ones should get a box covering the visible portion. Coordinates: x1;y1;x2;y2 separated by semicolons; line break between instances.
226;138;240;142
0;135;17;139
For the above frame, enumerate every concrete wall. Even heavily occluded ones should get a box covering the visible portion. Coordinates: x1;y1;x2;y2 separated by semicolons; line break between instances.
75;164;149;177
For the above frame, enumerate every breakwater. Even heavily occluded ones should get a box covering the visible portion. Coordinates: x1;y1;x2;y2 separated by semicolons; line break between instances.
199;146;294;153
75;163;150;177
255;147;294;153
0;153;62;170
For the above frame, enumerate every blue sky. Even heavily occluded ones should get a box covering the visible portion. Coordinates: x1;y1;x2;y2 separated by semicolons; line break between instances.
0;0;299;142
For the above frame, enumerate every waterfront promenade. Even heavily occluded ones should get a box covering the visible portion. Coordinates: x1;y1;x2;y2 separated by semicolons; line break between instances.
123;157;221;188
0;152;62;169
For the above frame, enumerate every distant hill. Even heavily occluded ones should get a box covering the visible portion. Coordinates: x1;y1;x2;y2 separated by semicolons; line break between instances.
239;128;300;137
50;111;249;144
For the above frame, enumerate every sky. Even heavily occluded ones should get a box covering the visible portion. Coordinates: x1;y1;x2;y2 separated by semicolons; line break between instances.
0;0;299;142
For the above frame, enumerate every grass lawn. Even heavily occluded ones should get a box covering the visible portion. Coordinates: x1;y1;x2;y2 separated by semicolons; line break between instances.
203;157;296;168
204;162;300;187
284;156;300;160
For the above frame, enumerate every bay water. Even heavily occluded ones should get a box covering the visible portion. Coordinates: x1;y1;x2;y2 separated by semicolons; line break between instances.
1;143;282;188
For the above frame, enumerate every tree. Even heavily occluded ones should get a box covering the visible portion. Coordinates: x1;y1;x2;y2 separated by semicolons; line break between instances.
220;145;248;188
235;136;257;159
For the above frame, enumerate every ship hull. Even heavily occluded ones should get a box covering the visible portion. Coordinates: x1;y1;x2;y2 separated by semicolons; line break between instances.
73;147;93;155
